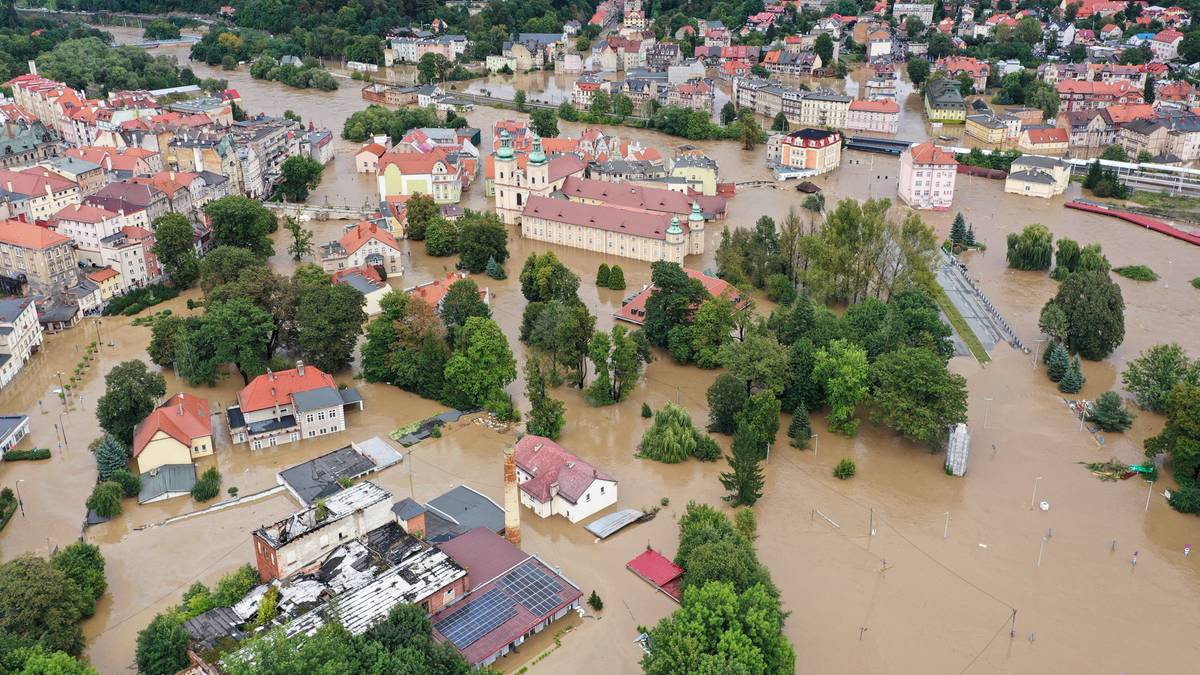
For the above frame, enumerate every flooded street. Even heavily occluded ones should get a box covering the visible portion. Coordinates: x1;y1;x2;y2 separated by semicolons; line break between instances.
1;27;1197;673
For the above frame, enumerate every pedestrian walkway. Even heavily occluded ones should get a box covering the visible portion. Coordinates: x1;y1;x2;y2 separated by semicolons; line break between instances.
935;250;1024;354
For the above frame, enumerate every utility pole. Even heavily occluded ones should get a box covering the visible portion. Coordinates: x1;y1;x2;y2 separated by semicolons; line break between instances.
943;511;950;539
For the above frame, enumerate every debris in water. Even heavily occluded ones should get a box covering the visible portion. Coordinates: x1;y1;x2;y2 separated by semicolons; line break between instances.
1079;459;1131;481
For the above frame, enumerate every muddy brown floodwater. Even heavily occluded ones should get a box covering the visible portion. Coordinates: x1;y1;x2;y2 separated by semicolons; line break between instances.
0;26;1195;674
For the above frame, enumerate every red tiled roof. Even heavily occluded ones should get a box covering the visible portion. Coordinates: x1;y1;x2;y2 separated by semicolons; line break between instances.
1103;103;1156;124
54;203;119;224
332;265;383;286
0;219;70;249
132;392;212;458
338;220;402;256
237;364;336;413
1023;127;1068;144
131;171;199;198
407;271;478;309
377;148;457;175
614;268;750;325
514;434;614;504
559;176;701;215
523;195;680;240
905;142;958;165
87;267;119;282
1152;29;1183;43
850;98;900;113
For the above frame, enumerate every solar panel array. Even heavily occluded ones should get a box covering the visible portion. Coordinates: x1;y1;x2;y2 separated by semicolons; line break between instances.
499;561;564;616
435;588;516;649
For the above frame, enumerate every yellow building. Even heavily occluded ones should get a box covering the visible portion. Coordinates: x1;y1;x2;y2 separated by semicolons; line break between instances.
670;155;719;195
86;267;121;300
965;115;1008;144
925;79;967;123
1016;128;1069;154
132;392;213;475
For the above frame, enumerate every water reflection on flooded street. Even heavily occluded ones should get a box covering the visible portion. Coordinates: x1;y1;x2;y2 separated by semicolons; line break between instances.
0;27;1196;673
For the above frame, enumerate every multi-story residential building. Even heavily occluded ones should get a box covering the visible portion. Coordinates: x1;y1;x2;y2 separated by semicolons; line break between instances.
0;167;80;222
1004;155;1072;198
227;361;363;449
893;1;935;24
925;79;967;123
868;29;894;62
3;73;82;135
665;80;715;112
0;220;77;293
767;128;843;176
98;226;158;292
762;49;822;76
797;90;852;128
965;114;1016;143
0;119;61;169
1017;127;1070;154
670;154;719;195
847;99;901;134
40;156;105;197
514;435;617;523
86;267;121;301
1150;29;1184;61
0;297;43;388
67;146;161;177
318;220;404;277
376;149;462;204
131;171;205;215
230;115;301;198
131;392;214;476
390;34;471;63
572;76;612;109
646;42;681;70
84;181;168;230
52;204;127;262
898;141;957;210
1057;79;1144;112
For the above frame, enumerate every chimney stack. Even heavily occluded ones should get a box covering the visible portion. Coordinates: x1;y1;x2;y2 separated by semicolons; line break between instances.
296;360;305;376
504;444;521;546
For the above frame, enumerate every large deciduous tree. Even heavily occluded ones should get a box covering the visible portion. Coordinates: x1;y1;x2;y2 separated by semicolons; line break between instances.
1122;343;1199;413
203;196;276;258
96;360;166;446
151;213;198;286
868;347;968;447
813;339;869;436
0;556;89;655
440;279;491;334
524;359;565;440
1041;270;1125;360
295;281;366;373
442;317;516;411
456;210;508;273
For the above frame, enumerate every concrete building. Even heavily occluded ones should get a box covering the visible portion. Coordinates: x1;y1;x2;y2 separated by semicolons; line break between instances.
318;220;404;277
40;156;105;197
513;435;617;523
898;141;957;210
227;362;363;449
0;297;43;388
0;167;80;222
97;226;158;292
924;79;967;123
670;154;719;195
847;99;901;134
332;266;390;316
52;203;127;260
1017;127;1070;154
767;128;843;176
1004;155;1072;198
84;181;167;230
0;415;30;456
0;119;60;169
0;220;78;294
376;149;461;204
252;481;395;581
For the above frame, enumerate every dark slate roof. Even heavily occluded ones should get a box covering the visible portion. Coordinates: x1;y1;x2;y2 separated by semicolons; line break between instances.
183;607;245;652
0;415;27;441
426;485;504;537
339;388;364;406
0;297;32;322
1008;169;1057;184
1012;155;1068;170
393;497;427;520
278;445;376;504
292;386;344;413
138;464;197;503
226;405;246;430
246;414;297;434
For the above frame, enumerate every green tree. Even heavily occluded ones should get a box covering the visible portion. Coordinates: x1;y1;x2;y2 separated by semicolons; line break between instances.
197;245;261;293
526;300;596;388
424;217;459;257
204;196;276;257
136;614;192;675
109;469;142;498
440;278;491;334
485;256;506;280
1145;383;1200;488
1044;270;1125;360
718;332;788;395
613;93;634;118
295;282;365;372
587;325;650;404
607;264;625;290
0;556;89;656
151;213;198;286
361;291;448;399
204;298;276;383
514;89;527;112
596;263;610;288
456;210;508;272
283;216;314;261
530;108;559;138
834;457;857;479
51;542;106;617
525;359;565;440
404;193;439;241
143;18;182;40
907;58;931;86
737;109;761;150
638;403;714;463
191;467;221;501
1006;223;1054;271
1122;343;1199;413
1059;356;1085;393
1180;30;1200;63
771;111;789;132
690;296;736;368
720;418;766;506
868;347;968;447
1100;145;1128;162
443;317;517;410
815;32;834;65
1046;342;1070;382
590;89;611;117
520;252;581;303
96;360;166;446
642;581;794;675
788;405;812;448
416;52;451;83
720;101;737;125
813;339;869;435
706;373;749;434
950;213;967;245
86;482;123;519
276;155;324;202
1087;391;1135;432
93;435;130;480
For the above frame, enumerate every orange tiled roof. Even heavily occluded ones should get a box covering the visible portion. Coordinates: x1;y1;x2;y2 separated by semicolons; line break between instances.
238;365;336;413
132;392;212;458
338;220;402;256
906;142;957;165
0;219;70;249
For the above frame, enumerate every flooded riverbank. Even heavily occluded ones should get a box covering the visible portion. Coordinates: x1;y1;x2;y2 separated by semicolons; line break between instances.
1;26;1196;674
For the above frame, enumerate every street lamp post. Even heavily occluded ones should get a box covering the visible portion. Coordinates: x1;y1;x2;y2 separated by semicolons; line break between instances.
15;479;24;517
55;372;65;408
1145;479;1154;512
811;433;818;455
94;318;102;352
57;411;68;449
983;397;994;429
1031;476;1043;510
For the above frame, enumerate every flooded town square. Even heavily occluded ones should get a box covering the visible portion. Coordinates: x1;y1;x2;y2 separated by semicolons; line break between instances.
0;27;1198;674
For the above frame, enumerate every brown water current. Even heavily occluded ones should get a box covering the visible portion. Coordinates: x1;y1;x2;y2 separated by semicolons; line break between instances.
0;27;1196;674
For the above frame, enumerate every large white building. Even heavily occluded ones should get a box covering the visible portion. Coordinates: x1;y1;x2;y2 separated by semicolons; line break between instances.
0;297;43;388
227;362;363;450
898;141;958;211
513;435;617;523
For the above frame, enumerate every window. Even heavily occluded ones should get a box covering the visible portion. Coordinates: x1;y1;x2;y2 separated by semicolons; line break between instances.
586;493;591;502
306;414;314;423
317;411;326;421
600;486;605;495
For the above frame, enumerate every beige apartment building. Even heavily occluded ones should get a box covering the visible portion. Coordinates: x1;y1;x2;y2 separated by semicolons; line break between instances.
0;219;78;293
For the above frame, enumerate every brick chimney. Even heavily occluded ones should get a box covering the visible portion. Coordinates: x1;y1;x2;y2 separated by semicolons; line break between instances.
504;444;521;546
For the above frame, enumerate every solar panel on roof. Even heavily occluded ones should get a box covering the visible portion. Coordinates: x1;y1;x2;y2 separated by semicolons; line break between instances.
435;588;516;649
499;561;564;616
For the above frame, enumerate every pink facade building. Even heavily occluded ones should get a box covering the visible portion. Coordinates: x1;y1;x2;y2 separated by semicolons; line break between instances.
898;142;957;211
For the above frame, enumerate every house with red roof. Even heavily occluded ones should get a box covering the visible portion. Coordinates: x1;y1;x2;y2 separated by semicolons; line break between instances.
513;435;617;523
405;271;490;315
318;220;404;277
52;203;127;256
1150;29;1184;62
937;56;990;93
0;218;78;293
376;147;461;204
1057;79;1144;112
227;360;363;450
615;267;750;326
1017;127;1069;154
132;392;213;477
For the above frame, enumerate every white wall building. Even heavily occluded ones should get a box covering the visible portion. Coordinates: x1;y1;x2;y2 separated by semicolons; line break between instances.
898;141;958;211
513;435;617;524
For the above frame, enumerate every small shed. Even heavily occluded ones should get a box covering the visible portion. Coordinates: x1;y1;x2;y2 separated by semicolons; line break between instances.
626;547;683;603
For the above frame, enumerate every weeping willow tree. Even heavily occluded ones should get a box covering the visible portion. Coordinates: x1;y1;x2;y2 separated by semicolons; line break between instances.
1006;223;1054;271
638;404;720;463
